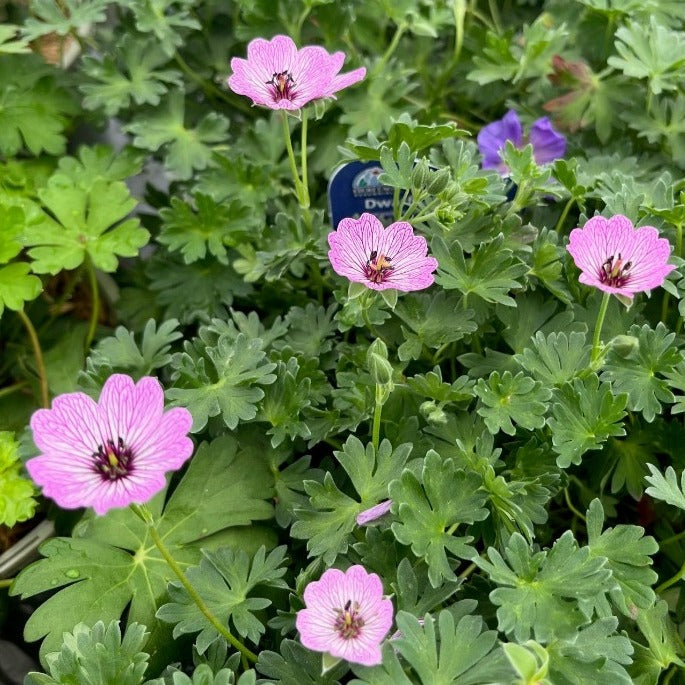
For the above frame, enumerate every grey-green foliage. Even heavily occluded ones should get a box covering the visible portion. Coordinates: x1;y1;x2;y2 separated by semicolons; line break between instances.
25;621;150;685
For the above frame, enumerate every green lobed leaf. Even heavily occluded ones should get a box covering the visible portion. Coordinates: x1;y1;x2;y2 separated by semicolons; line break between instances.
600;323;681;423
22;0;109;39
157;546;288;652
291;437;413;565
585;499;658;618
608;18;685;95
474;370;552;436
352;610;510;685
0;55;76;156
158;194;255;265
128;0;201;56
389;451;489;587
125;92;229;179
644;464;685;510
0;262;42;317
547;375;628;468
432;234;528;307
23;174;149;274
394;291;477;362
0;431;37;527
81;35;183;116
25;620;150;685
476;532;613;642
85;319;182;381
515;331;591;386
546;618;634;684
256;639;348;684
168;333;277;432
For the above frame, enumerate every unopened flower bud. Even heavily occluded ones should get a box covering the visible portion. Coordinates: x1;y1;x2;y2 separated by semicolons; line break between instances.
426;168;451;195
411;160;429;190
611;334;639;358
419;400;448;425
367;339;393;385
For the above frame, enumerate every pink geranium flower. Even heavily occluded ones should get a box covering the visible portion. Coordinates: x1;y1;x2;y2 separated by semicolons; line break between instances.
227;34;366;110
328;213;438;292
27;374;194;515
567;214;675;298
356;500;392;526
296;565;394;666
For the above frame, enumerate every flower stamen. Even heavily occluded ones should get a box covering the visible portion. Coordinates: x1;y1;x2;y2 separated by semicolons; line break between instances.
599;252;632;287
92;437;134;481
363;250;394;284
266;70;296;101
334;599;365;640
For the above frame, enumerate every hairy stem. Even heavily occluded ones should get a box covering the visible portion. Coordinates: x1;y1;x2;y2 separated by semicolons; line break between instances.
84;256;100;351
591;292;611;363
554;196;575;234
300;107;310;208
17;309;49;408
656;558;685;595
374;22;406;74
372;384;384;452
133;504;258;663
281;111;307;207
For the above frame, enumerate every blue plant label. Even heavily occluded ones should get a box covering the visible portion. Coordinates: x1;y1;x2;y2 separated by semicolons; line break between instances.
328;160;396;228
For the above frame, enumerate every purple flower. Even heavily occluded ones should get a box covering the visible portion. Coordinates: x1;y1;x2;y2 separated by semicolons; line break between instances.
477;109;566;174
356;500;392;526
227;34;366;111
26;374;194;515
296;565;394;666
328;213;438;292
567;214;675;298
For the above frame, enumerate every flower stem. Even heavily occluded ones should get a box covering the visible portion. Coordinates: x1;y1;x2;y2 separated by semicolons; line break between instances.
133;504;258;663
173;52;248;112
591;292;611;363
458;561;476;580
374;22;406;74
656;559;685;595
659;529;685;549
300;109;310;209
488;0;503;33
0;578;14;589
281;111;307;208
0;381;28;400
16;309;49;408
563;487;586;523
452;0;466;63
372;384;383;452
554;196;575;234
84;255;100;352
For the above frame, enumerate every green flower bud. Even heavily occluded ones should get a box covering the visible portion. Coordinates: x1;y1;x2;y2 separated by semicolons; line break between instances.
419;400;448;425
426;168;451;195
367;339;393;386
411;160;429;190
610;334;639;358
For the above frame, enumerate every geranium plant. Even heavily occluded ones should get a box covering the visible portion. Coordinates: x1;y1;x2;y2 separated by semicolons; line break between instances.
1;1;685;684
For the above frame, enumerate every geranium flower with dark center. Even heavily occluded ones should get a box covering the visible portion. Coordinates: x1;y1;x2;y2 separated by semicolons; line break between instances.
27;374;194;515
296;565;394;666
566;214;675;298
328;213;438;292
228;34;366;111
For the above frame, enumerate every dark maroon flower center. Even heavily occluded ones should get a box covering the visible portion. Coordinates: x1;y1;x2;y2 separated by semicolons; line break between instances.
92;437;134;481
363;250;394;284
266;71;296;101
599;252;632;288
333;600;365;640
